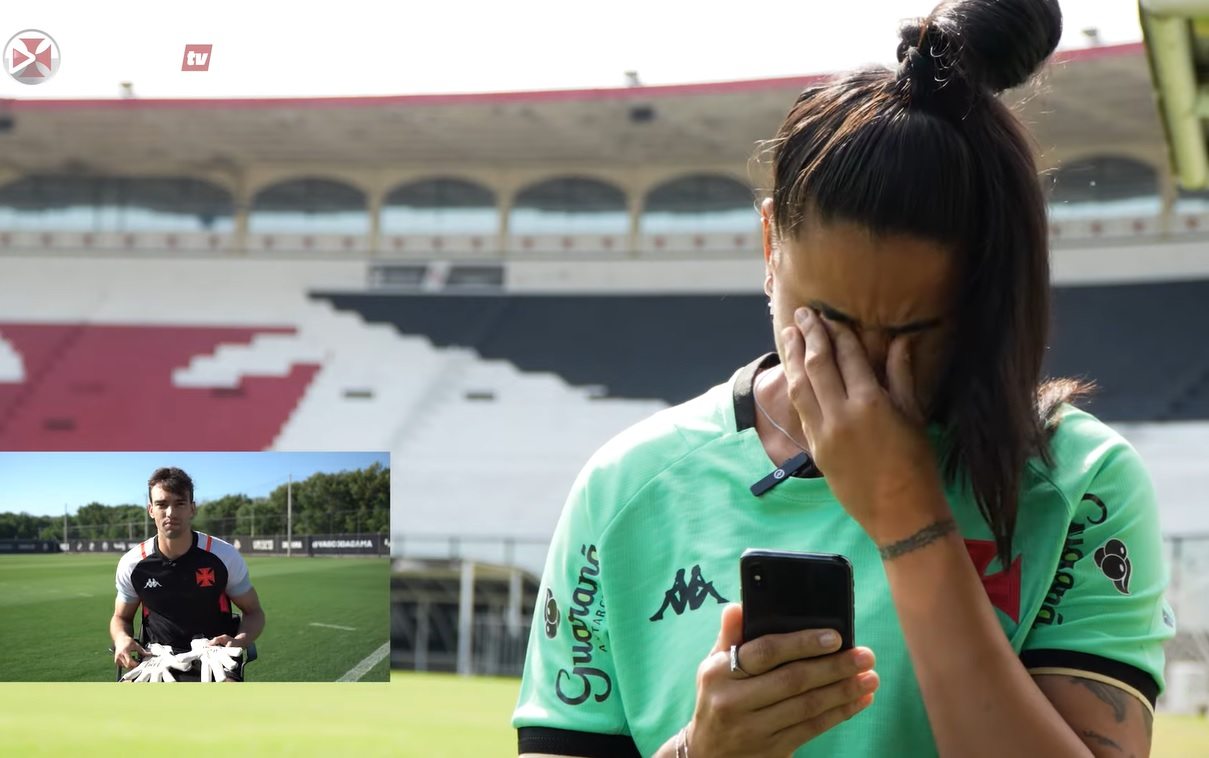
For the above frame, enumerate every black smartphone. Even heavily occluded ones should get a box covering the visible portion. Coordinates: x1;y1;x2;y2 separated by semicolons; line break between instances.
740;548;854;650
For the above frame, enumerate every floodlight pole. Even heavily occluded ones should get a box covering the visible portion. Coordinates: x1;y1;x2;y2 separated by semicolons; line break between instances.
63;505;67;545
457;560;475;676
287;474;293;558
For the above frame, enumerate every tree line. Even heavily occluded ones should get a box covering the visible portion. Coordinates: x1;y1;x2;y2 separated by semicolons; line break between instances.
0;464;389;540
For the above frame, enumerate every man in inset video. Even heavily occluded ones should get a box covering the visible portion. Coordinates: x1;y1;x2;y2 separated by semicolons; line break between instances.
109;467;266;682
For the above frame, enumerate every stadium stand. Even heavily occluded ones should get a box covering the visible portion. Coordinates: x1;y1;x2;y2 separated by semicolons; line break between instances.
0;323;316;449
317;283;1209;421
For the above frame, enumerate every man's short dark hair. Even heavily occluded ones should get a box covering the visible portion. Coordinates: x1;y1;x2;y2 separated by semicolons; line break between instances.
148;467;195;504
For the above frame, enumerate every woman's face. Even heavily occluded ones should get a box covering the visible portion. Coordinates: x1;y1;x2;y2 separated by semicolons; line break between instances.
762;199;958;415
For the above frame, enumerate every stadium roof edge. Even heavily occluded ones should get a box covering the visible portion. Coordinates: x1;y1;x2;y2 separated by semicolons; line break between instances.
0;42;1142;112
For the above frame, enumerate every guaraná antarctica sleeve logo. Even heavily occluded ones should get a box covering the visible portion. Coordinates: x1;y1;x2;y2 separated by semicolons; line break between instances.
1036;493;1108;625
1094;538;1132;595
554;544;613;706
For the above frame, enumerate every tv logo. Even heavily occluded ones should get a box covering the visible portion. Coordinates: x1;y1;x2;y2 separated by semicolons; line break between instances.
5;29;60;85
182;44;212;71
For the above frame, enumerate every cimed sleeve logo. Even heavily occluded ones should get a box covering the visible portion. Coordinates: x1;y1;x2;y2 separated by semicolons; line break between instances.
543;588;560;639
1093;538;1131;594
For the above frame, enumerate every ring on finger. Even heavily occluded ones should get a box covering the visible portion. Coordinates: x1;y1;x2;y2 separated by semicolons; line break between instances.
729;644;752;677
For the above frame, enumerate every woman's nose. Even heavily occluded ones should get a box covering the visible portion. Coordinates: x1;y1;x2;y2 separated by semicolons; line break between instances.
860;333;891;385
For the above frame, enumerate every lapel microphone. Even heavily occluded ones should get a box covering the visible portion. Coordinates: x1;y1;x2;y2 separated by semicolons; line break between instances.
750;451;814;496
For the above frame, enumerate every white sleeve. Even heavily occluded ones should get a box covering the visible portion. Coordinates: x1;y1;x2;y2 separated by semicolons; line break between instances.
212;538;253;596
115;550;139;603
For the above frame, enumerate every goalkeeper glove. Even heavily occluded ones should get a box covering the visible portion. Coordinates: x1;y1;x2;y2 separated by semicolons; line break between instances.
120;644;192;683
184;638;242;682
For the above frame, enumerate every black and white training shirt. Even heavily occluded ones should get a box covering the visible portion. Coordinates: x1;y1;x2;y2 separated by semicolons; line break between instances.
115;530;254;652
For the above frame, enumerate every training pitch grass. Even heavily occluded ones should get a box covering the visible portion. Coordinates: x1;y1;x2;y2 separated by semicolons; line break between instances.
0;672;1206;756
0;553;388;682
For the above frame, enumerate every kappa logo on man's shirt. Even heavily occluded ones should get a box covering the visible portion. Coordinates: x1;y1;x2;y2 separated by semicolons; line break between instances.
143;578;163;589
649;565;728;621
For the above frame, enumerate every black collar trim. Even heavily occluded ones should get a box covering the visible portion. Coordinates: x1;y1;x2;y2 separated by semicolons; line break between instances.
733;352;781;432
152;530;197;560
733;352;823;480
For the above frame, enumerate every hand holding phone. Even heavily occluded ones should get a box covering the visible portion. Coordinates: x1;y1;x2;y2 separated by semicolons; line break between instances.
740;549;854;648
675;551;872;756
682;601;877;758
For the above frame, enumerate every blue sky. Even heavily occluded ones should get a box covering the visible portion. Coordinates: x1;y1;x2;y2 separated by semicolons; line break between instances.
1;0;1142;99
0;451;389;516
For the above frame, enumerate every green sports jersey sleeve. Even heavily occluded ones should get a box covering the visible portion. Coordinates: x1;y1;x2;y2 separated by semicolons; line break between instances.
1021;411;1175;706
512;464;629;742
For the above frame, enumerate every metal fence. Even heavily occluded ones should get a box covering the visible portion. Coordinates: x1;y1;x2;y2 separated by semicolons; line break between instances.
22;507;386;543
391;534;1209;692
1165;536;1209;658
391;533;550;576
0;533;390;556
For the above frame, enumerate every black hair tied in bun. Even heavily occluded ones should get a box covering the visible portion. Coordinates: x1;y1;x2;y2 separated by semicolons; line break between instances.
896;0;1063;112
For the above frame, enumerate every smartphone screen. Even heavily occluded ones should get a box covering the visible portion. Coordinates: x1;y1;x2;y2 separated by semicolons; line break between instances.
740;548;854;649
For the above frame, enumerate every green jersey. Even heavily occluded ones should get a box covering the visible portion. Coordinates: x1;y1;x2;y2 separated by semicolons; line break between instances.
514;354;1174;757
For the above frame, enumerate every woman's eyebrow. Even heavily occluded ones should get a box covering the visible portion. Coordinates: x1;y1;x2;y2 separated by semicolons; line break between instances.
805;299;944;334
887;318;944;335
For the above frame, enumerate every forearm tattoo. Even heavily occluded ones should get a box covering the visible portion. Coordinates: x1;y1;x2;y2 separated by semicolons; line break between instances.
877;518;957;560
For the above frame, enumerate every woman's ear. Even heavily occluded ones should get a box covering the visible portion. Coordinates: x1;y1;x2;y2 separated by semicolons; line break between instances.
760;197;775;267
761;198;776;298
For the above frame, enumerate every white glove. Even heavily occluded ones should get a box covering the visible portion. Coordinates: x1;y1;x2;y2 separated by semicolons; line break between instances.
120;643;192;683
184;638;242;682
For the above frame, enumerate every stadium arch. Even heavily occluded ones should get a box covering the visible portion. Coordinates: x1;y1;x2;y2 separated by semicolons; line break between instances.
0;174;236;233
382;177;497;234
640;173;754;231
508;175;628;254
247;176;370;253
1047;154;1163;218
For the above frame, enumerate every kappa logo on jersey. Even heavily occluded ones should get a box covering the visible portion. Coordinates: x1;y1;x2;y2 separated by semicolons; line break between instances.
649;565;728;622
543;588;560;639
1094;538;1131;594
144;578;162;589
195;567;216;587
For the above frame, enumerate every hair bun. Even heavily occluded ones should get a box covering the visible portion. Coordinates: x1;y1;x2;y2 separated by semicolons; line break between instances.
899;0;1062;94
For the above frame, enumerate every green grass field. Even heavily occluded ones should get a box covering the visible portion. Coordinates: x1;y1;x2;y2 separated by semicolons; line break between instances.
0;554;388;682
1;552;1204;753
0;672;1206;756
